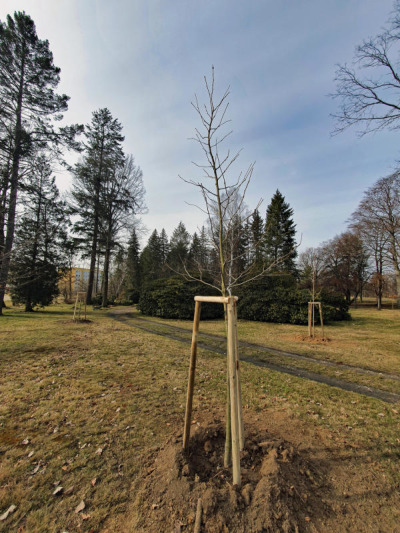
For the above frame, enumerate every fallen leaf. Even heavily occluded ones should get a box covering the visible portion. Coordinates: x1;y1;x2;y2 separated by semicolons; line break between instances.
28;451;34;458
53;486;63;496
91;478;97;487
81;513;91;521
65;486;74;495
31;465;40;475
0;505;17;521
95;448;103;455
75;500;85;514
21;439;29;445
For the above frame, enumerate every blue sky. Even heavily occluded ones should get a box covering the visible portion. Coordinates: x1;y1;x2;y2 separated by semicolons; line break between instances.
1;0;399;249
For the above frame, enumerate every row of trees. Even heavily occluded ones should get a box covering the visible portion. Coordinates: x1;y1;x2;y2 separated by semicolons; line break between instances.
0;12;145;312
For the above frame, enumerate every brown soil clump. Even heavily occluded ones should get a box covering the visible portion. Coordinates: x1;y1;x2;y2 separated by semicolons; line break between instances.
131;423;331;532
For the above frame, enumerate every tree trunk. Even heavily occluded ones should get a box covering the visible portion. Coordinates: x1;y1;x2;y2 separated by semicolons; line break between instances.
0;46;25;315
102;236;111;307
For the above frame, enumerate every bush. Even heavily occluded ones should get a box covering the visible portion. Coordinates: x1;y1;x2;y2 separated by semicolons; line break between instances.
138;276;224;320
236;277;350;324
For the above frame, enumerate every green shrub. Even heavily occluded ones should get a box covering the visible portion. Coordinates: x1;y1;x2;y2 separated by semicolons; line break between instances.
138;276;224;320
236;277;350;324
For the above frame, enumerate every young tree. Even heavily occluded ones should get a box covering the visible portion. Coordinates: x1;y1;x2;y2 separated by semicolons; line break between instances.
181;68;286;473
0;12;82;313
71;108;125;304
264;190;297;274
9;156;66;311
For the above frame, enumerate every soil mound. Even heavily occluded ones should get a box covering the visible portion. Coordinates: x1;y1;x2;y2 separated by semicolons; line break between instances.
132;424;331;532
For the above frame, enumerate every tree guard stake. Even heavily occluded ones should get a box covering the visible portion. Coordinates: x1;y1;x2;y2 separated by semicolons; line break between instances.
183;295;242;487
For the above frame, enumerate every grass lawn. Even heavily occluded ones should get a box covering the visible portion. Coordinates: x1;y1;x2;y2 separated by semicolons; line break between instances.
139;306;400;375
0;303;399;532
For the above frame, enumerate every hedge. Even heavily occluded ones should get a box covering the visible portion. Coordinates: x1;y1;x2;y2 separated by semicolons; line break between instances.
236;278;350;324
138;277;224;319
138;274;350;324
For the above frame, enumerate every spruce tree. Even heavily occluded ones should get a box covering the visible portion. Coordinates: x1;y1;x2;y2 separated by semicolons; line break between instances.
264;190;297;274
0;12;82;313
168;221;191;272
124;227;141;303
71;108;125;303
250;209;264;265
9;157;67;311
140;230;163;283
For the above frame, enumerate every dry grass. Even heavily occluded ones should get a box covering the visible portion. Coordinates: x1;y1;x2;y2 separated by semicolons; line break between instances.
0;303;399;532
139;306;400;374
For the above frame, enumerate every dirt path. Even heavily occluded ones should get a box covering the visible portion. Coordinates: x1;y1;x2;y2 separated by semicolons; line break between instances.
110;309;400;404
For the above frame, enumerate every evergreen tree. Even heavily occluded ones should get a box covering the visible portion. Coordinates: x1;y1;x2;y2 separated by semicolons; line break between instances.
168;221;191;272
0;12;82;313
264;190;297;274
71;108;125;304
124;227;141;303
140;230;163;283
9;156;66;311
250;209;264;265
159;228;170;271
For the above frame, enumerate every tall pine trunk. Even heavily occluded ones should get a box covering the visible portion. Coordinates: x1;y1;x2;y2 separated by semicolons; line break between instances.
0;49;25;315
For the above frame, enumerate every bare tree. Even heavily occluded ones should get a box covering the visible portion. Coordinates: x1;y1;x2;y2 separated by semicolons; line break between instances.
332;2;400;136
181;68;291;469
350;172;400;305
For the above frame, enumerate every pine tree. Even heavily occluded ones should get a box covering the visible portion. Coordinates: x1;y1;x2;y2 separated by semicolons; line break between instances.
9;156;67;311
0;12;82;313
264;190;297;274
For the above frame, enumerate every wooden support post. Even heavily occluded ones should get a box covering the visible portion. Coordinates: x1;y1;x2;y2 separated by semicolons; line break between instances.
308;302;311;337
73;293;79;321
312;301;315;338
318;302;324;338
233;300;244;451
183;301;202;451
227;298;241;487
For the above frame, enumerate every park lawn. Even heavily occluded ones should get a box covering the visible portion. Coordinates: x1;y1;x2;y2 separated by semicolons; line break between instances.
0;303;399;532
136;306;400;375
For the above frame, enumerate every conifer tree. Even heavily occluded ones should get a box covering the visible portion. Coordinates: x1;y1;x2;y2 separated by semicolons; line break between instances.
71;108;125;303
140;230;163;283
250;209;264;265
168;221;191;272
159;228;170;269
124;227;141;302
264;190;297;274
0;12;82;313
9;156;67;311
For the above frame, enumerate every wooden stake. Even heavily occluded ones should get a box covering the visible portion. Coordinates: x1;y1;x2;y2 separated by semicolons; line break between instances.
183;301;202;451
227;299;241;487
318;302;324;338
308;302;311;337
233;300;244;451
73;293;79;321
194;498;202;533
